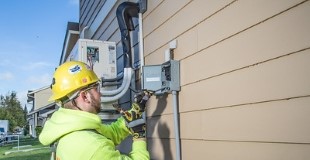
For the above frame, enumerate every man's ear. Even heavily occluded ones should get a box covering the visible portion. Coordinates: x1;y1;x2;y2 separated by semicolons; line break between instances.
80;91;90;103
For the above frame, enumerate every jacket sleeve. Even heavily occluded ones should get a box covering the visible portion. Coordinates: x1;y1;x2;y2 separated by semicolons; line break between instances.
97;116;130;145
91;139;150;160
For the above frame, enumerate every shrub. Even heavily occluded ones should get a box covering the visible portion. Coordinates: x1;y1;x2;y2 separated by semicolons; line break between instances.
35;126;43;136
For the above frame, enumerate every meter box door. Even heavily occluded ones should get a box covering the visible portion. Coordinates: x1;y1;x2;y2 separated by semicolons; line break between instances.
142;60;180;94
142;65;162;92
68;39;117;111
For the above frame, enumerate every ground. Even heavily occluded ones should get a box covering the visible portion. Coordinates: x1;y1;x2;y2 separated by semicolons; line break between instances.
0;136;50;160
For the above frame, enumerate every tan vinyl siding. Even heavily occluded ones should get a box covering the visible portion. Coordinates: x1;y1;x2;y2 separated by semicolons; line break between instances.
148;138;176;160
144;0;234;56
200;97;310;143
79;0;310;159
179;49;310;112
179;96;310;142
144;0;310;159
196;0;306;52
143;0;191;37
182;140;310;160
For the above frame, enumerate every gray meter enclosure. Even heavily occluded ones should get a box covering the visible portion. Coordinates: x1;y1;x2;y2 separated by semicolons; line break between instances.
142;60;180;94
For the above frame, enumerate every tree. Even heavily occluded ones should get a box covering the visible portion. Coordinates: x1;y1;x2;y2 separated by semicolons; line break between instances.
0;91;27;132
23;104;28;119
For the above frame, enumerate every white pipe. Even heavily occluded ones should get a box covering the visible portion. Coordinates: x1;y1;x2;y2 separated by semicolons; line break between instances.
101;68;133;103
80;26;89;39
138;12;144;88
100;68;131;96
172;91;181;160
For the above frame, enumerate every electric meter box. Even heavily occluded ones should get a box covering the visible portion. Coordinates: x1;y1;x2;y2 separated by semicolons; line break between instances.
67;39;117;111
142;60;180;95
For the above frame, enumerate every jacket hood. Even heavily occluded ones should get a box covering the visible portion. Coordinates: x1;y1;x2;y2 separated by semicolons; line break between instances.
39;107;102;145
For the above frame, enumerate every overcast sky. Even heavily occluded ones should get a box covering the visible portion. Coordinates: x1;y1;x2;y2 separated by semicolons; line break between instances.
0;0;79;110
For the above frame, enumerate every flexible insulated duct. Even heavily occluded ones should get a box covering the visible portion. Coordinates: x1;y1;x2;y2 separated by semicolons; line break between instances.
116;2;139;68
100;2;140;102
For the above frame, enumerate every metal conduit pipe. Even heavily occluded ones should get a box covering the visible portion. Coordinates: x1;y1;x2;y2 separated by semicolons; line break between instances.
101;68;133;103
102;82;122;87
101;72;124;83
100;68;132;96
172;91;181;160
138;12;144;87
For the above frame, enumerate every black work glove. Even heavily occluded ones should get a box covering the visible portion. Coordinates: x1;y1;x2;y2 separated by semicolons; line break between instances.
114;91;151;139
133;90;151;113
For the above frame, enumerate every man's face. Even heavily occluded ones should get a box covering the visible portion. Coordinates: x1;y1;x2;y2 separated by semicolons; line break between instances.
86;83;101;113
89;89;101;113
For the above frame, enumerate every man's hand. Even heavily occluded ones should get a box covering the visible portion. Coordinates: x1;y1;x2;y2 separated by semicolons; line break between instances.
113;91;151;139
133;90;151;113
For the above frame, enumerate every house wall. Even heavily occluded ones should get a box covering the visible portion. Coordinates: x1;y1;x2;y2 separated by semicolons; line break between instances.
34;88;52;111
144;0;310;159
79;0;310;159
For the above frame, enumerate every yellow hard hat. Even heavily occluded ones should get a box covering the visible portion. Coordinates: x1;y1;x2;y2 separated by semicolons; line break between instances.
49;61;99;102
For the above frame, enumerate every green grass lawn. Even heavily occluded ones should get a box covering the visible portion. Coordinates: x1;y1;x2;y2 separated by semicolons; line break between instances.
0;137;50;160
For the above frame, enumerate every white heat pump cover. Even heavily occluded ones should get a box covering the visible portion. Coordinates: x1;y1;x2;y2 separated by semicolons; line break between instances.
67;39;117;111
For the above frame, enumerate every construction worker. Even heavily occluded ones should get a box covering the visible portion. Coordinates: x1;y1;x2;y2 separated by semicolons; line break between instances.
39;61;150;160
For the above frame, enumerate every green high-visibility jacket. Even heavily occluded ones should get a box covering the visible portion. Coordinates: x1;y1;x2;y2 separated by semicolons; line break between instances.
39;108;149;160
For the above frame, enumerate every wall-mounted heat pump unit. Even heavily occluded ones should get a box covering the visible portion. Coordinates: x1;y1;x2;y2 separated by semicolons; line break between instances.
68;39;117;80
67;39;118;112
